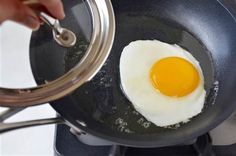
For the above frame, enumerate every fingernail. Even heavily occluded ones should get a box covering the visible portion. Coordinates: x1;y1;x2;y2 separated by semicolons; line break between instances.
25;16;40;30
61;12;66;19
62;12;66;18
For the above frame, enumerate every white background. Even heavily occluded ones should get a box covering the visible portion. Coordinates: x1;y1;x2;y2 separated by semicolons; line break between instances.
0;22;54;156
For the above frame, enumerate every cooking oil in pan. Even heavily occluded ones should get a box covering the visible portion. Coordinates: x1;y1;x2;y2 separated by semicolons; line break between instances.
64;15;218;134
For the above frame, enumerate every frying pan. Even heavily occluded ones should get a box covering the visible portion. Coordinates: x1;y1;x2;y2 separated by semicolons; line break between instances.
1;0;236;147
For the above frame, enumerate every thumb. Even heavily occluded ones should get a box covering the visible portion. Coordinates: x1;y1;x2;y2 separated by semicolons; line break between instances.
0;0;40;30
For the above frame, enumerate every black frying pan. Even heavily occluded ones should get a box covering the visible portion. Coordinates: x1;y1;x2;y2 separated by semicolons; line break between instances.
30;0;236;147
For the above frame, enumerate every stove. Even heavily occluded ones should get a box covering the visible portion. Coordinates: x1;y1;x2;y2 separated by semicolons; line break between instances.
54;124;236;156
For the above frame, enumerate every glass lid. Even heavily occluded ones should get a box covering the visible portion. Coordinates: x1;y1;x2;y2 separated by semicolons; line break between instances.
0;0;115;107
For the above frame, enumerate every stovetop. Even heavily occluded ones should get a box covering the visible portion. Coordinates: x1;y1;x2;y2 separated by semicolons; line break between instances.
54;124;236;156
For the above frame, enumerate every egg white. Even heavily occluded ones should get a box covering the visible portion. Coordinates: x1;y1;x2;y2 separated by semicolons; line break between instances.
119;40;206;127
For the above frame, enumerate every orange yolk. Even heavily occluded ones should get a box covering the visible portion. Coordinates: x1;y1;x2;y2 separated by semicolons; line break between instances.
150;57;200;97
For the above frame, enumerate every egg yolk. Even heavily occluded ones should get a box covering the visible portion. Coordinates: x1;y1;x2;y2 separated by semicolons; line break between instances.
150;57;200;97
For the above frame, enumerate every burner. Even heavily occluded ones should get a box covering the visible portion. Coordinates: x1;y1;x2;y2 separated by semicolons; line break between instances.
54;124;116;156
54;124;236;156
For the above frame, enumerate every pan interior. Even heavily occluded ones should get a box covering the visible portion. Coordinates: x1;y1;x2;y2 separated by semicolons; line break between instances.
64;2;215;135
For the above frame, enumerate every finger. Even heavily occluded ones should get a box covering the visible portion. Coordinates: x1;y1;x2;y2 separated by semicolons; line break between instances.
38;0;65;19
11;3;40;30
0;0;40;30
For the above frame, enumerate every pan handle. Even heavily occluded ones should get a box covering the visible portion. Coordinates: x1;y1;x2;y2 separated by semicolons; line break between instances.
0;108;64;134
0;108;25;122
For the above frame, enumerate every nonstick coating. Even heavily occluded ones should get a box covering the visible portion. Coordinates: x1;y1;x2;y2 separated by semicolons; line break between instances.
30;0;236;147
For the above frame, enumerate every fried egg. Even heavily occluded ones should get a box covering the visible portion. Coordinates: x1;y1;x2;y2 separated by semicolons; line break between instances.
119;40;206;127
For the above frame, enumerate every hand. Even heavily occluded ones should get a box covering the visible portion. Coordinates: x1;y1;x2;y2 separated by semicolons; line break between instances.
0;0;65;30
